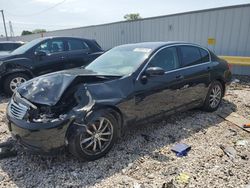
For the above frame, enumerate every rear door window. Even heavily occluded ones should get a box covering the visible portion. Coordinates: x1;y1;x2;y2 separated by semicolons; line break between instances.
67;39;89;51
149;47;180;72
179;46;202;67
35;39;65;54
199;48;210;63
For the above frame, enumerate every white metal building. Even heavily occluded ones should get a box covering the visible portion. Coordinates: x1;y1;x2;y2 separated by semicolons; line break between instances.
3;4;250;57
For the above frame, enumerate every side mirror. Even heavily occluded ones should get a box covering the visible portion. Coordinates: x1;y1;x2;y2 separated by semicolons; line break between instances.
34;50;46;57
145;67;165;77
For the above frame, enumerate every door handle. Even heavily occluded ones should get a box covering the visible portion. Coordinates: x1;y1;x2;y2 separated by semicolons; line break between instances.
61;56;65;60
175;75;184;80
206;66;211;72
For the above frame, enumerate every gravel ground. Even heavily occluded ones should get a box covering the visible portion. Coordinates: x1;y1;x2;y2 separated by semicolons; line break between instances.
0;76;249;188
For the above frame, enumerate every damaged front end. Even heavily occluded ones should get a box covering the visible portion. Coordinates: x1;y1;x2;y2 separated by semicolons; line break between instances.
6;73;104;154
13;72;101;122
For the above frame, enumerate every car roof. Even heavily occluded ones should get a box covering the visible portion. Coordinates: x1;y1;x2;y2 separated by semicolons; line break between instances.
40;36;91;41
117;41;206;51
0;41;24;44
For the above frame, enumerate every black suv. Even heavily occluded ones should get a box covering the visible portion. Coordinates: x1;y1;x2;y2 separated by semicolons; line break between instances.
0;37;103;95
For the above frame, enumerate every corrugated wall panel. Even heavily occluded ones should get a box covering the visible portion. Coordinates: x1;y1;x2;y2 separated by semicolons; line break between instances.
245;9;250;57
214;9;225;55
207;10;218;53
222;9;234;55
229;8;242;56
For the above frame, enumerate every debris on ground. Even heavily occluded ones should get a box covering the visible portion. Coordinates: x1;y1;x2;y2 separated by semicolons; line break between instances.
0;76;249;187
176;172;190;185
232;78;240;83
228;128;238;136
171;143;191;157
243;123;250;128
220;145;237;160
236;140;249;147
218;112;250;133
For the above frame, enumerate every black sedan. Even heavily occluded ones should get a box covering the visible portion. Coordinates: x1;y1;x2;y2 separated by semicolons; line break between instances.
0;36;103;95
6;42;231;160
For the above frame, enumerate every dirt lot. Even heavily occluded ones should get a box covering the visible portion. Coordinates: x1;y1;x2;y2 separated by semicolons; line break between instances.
0;76;249;188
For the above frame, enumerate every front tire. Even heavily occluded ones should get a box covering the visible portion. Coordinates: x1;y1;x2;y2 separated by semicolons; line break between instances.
3;73;29;96
202;81;223;112
68;110;118;161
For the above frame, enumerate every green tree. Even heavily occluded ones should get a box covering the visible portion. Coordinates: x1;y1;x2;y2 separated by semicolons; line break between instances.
32;29;46;34
124;13;142;21
21;30;33;35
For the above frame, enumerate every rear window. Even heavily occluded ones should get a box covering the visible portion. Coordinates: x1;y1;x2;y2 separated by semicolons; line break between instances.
200;48;210;63
67;39;89;51
179;46;210;67
179;46;201;67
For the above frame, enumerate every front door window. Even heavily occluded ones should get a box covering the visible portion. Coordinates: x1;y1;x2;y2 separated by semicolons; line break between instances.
35;39;65;54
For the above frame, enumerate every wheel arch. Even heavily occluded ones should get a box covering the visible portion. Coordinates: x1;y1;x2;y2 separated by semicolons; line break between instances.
215;77;226;96
94;105;124;138
2;69;33;82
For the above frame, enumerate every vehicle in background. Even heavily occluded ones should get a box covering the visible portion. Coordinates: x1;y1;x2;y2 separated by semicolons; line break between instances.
6;42;232;160
0;36;104;95
0;41;24;55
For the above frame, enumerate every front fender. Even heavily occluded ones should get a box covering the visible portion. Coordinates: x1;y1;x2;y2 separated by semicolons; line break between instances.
2;58;34;78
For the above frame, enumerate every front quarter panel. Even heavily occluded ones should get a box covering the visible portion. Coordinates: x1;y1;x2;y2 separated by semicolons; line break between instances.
2;57;34;77
71;76;135;126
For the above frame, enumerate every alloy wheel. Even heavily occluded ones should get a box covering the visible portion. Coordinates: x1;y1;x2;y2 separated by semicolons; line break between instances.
209;84;222;108
80;117;114;155
10;77;27;92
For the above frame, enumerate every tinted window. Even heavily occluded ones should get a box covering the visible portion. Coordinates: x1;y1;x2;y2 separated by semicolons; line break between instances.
0;43;20;51
179;46;201;67
67;39;89;51
13;43;22;49
149;47;179;71
200;48;210;63
36;39;65;54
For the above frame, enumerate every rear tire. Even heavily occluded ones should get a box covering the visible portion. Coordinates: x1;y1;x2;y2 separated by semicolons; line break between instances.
4;73;29;96
68;110;118;161
202;81;223;112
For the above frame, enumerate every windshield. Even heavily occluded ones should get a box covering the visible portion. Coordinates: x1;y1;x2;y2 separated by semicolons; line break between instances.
11;38;44;55
85;46;152;76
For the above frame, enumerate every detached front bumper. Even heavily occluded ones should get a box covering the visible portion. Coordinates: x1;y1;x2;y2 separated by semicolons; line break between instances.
6;112;72;155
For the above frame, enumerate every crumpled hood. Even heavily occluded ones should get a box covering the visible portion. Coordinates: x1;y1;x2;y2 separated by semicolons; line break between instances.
17;73;77;106
17;68;118;106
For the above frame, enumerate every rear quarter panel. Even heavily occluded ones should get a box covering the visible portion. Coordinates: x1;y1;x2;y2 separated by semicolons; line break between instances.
210;59;232;84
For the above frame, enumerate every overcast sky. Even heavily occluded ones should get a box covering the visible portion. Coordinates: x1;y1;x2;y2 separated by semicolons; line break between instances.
0;0;249;36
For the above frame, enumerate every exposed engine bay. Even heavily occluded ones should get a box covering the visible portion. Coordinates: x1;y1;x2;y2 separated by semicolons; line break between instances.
13;71;121;123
